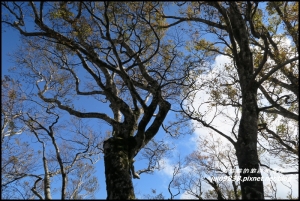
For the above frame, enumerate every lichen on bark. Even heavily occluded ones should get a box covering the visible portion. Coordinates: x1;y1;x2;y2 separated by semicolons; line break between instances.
104;137;135;200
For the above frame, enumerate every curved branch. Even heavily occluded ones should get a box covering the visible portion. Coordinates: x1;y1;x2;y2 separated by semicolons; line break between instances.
253;36;269;80
268;77;299;98
37;91;117;126
160;15;227;30
31;177;43;200
258;86;298;121
257;56;299;86
204;178;226;200
270;2;299;53
264;126;298;155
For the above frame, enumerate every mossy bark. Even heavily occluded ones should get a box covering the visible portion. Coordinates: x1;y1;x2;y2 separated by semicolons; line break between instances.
103;137;135;200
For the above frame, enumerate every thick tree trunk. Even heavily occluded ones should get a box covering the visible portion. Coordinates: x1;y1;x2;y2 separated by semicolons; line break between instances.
234;52;264;199
236;74;264;200
227;2;265;198
103;137;135;200
236;84;264;199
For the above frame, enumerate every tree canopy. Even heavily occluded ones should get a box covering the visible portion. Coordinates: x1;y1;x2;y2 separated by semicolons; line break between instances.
2;1;298;200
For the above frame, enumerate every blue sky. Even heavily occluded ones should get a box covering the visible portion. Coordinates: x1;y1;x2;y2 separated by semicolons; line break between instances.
1;3;183;199
3;26;298;199
1;20;196;199
2;3;298;199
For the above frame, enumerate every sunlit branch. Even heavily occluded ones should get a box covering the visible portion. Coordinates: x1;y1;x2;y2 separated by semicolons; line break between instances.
37;90;117;126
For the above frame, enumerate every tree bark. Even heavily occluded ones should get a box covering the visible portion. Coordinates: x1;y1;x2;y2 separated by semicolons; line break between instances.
103;137;135;200
235;88;264;199
227;2;264;199
234;46;264;200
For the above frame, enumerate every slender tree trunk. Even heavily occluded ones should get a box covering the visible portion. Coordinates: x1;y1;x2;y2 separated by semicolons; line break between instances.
103;137;135;200
43;156;52;200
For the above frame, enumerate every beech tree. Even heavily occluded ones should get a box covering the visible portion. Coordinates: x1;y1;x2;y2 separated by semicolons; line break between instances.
183;133;241;200
147;130;297;199
1;76;26;139
1;2;191;199
2;115;101;200
255;2;298;174
2;1;298;199
2;76;101;199
1;76;36;199
158;1;298;199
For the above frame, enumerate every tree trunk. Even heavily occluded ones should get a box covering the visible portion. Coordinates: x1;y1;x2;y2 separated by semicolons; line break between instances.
43;156;52;200
236;69;264;200
227;2;265;198
235;82;264;199
103;137;135;200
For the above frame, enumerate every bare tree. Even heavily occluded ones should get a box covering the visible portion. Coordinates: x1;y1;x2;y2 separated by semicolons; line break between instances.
2;77;101;199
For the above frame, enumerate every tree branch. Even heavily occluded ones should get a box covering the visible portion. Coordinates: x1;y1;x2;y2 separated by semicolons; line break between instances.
257;56;299;86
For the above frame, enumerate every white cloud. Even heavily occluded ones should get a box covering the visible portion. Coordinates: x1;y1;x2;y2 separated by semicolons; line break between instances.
261;169;299;199
214;54;232;69
180;191;198;199
158;156;192;178
153;38;298;198
158;157;176;178
184;52;299;199
188;54;238;145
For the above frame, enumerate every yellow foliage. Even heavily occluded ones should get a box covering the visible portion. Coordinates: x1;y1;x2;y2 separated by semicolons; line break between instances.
8;90;17;100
